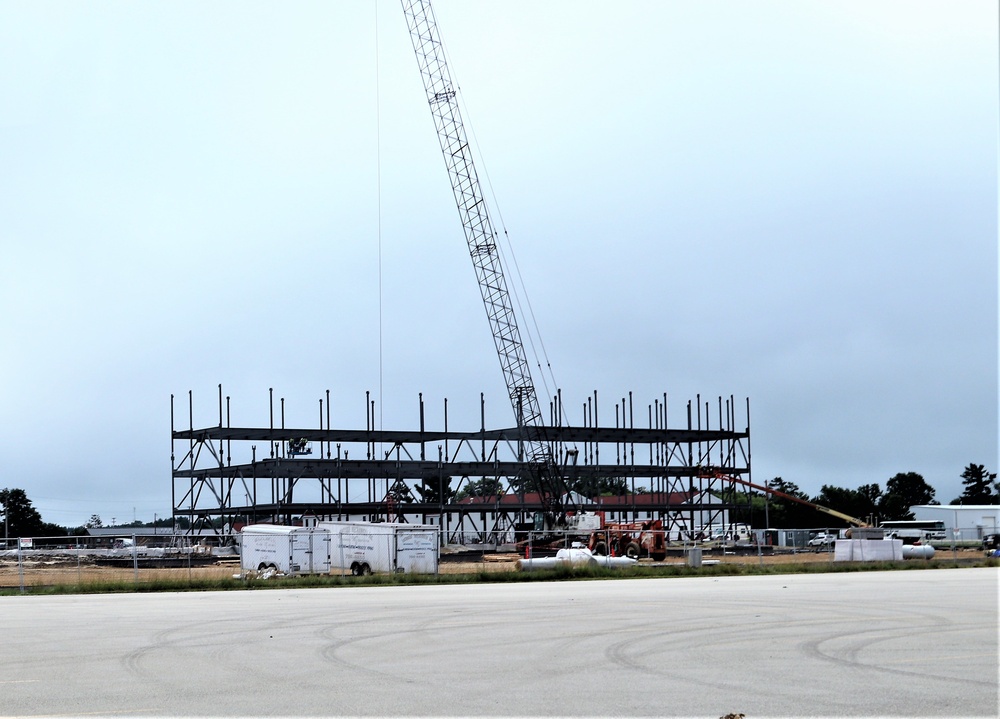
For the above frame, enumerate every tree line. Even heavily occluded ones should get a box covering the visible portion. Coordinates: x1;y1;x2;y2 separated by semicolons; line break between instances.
725;463;998;528
0;490;184;539
1;463;996;537
340;463;1000;531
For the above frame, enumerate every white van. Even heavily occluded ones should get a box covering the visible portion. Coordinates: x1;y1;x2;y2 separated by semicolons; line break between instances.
707;524;752;543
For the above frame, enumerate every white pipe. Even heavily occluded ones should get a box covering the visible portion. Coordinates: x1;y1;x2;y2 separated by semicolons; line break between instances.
902;544;935;559
518;545;638;571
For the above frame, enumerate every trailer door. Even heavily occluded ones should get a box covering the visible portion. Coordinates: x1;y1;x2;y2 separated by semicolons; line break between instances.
395;528;438;574
289;530;310;574
312;529;332;574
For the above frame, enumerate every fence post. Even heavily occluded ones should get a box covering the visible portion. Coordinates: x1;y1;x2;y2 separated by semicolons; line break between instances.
339;536;345;578
132;533;139;585
17;538;25;594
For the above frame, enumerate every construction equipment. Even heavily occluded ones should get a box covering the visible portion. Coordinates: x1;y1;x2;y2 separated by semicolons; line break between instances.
698;467;871;528
287;438;312;456
588;519;668;561
401;1;570;528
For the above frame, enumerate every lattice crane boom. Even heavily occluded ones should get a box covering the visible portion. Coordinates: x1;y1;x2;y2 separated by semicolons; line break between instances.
401;0;568;520
400;2;542;435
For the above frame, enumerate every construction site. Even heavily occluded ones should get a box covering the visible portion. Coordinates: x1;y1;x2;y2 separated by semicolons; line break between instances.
169;1;759;549
171;387;752;547
4;5;995;719
156;4;962;558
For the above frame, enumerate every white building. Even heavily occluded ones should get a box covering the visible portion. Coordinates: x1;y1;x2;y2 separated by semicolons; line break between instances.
306;490;731;544
910;504;1000;541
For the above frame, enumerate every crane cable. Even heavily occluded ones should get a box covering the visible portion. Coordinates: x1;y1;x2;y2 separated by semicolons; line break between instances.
376;1;384;447
440;30;570;433
470;124;568;431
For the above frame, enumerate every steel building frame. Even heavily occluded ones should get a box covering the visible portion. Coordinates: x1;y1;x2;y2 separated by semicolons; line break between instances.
171;388;752;542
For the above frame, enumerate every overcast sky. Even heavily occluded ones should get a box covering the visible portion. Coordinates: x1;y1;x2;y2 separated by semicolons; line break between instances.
1;1;996;528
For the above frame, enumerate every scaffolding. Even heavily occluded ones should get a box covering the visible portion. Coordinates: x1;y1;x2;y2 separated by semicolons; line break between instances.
171;387;752;542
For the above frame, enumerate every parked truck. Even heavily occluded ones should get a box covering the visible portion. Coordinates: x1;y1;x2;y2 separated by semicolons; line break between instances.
588;519;668;560
321;521;439;576
240;524;331;576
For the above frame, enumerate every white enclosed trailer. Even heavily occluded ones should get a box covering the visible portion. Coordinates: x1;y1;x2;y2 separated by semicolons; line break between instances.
240;524;332;575
321;521;439;575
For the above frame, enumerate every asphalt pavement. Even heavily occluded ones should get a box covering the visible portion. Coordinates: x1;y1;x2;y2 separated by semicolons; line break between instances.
1;567;996;717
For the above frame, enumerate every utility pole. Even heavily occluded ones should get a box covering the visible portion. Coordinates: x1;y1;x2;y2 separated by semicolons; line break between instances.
764;481;770;532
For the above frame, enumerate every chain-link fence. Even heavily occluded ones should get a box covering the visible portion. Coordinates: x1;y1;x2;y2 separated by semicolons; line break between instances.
469;526;996;568
0;526;445;590
0;534;238;592
2;525;994;592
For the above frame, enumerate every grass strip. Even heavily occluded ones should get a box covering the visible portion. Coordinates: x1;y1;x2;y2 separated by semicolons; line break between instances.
1;556;994;596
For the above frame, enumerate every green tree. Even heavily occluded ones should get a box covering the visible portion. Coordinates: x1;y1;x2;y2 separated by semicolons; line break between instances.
86;514;103;528
569;475;628;498
857;483;883;512
878;472;937;520
0;488;65;537
384;479;414;504
39;521;69;536
812;483;881;525
455;477;504;502
762;477;814;528
415;476;456;504
951;463;998;505
715;486;769;528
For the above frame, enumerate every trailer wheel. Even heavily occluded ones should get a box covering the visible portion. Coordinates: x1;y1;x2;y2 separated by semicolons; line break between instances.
624;542;640;559
360;563;372;576
592;541;608;556
350;563;362;576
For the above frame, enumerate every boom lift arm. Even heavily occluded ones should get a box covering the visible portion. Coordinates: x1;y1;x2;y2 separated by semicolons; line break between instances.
699;468;870;527
401;1;569;524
